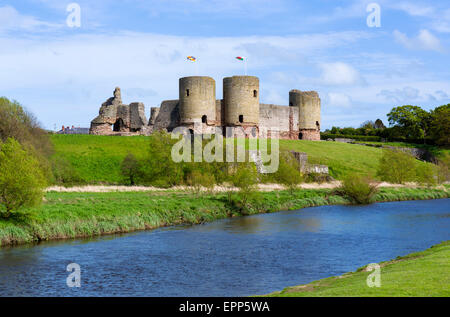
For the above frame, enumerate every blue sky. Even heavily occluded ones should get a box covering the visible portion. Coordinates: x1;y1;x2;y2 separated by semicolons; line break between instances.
0;0;449;130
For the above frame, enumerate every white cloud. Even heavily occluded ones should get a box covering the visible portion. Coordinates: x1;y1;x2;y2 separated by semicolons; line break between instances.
0;5;60;32
319;62;364;86
393;29;444;52
389;2;435;17
327;92;352;108
377;86;449;104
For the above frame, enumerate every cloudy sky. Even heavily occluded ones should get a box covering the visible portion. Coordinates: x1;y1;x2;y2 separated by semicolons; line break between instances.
0;0;449;130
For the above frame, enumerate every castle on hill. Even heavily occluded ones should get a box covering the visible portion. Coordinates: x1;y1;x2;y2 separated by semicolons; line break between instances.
89;75;321;140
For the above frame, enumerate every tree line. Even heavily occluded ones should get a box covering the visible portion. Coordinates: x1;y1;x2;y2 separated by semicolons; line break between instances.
323;104;450;146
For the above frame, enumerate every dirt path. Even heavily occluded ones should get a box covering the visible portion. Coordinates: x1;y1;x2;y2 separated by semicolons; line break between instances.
46;181;427;193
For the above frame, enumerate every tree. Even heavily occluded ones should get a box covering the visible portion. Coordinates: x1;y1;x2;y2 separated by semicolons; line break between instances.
429;104;450;146
377;148;417;184
0;138;47;218
0;97;53;158
232;162;259;211
120;153;141;185
140;131;184;187
387;105;431;141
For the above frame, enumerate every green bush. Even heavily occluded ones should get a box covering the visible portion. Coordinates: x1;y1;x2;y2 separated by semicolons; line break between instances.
0;97;53;157
120;153;141;185
415;163;437;187
273;151;303;194
140;131;185;186
377;149;417;184
186;170;215;194
336;174;379;204
436;153;450;184
231;162;260;213
0;138;47;219
51;155;84;186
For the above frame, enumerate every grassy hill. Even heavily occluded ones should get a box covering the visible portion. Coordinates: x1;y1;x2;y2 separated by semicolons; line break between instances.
50;134;431;185
266;241;450;297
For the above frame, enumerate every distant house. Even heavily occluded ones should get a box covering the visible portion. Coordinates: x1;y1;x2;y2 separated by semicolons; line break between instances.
57;126;90;135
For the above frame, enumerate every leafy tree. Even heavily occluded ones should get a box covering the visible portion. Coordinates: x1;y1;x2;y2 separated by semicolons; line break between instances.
232;162;259;212
140;131;184;187
121;153;141;185
0;138;47;218
0;97;53;158
429;104;450;146
387;105;431;141
377;148;417;184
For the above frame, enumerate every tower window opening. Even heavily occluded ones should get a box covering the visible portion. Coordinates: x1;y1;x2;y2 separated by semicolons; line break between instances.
289;102;293;106
202;115;207;123
253;90;258;97
316;121;320;129
239;115;244;123
186;89;190;97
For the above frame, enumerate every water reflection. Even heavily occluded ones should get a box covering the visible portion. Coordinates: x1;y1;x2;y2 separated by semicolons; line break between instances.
0;199;448;297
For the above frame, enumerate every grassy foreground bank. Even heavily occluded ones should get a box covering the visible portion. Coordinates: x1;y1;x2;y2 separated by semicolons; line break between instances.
0;187;448;247
266;241;450;297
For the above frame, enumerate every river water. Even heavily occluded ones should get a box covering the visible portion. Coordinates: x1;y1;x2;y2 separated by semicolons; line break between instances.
0;199;448;297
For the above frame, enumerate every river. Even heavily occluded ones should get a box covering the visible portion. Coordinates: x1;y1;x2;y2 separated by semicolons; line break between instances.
0;199;448;296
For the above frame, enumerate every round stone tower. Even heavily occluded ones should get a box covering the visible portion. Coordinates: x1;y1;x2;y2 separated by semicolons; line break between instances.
179;76;216;125
223;76;260;126
290;90;321;140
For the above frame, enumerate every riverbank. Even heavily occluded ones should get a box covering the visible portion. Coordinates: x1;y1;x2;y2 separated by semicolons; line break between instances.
0;187;448;247
266;241;450;297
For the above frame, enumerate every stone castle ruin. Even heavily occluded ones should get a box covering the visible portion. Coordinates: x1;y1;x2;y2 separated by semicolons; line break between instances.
90;75;321;140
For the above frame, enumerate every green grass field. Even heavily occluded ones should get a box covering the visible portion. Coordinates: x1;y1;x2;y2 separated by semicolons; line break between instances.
51;134;150;184
51;135;435;183
0;187;447;247
353;140;450;159
267;241;450;297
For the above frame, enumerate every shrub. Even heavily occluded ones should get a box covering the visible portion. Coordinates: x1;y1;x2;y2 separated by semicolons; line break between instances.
274;152;303;194
377;149;417;184
231;162;259;213
336;174;379;204
0;138;47;219
415;163;437;187
51;155;84;186
120;153;141;185
0;97;53;160
140;131;184;186
186;170;216;194
436;153;450;184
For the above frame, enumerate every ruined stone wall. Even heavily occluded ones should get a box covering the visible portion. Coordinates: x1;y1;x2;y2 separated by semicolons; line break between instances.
89;87;148;135
259;104;299;139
